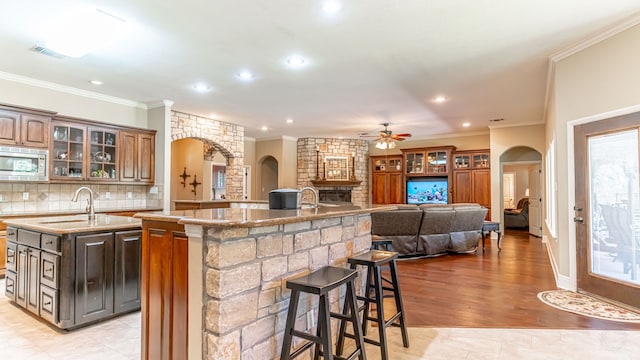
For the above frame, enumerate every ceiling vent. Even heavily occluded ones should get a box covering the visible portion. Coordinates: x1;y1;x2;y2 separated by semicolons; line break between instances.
30;45;67;59
488;118;505;123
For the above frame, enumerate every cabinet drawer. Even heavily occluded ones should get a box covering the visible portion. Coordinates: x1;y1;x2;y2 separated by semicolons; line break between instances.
6;227;16;241
5;270;15;301
17;229;40;248
6;241;16;272
41;234;60;253
40;252;59;289
39;284;58;325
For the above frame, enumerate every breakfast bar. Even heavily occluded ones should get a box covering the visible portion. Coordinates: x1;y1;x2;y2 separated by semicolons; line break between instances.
135;204;394;360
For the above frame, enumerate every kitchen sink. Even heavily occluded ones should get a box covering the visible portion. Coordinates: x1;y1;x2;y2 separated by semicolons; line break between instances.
37;219;88;224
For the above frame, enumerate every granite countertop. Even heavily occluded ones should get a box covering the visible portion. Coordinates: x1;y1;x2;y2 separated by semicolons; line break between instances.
0;207;163;219
135;204;396;228
3;214;142;234
172;199;268;204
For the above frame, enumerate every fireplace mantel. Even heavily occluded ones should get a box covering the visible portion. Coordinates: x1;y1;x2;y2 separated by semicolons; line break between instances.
311;180;362;187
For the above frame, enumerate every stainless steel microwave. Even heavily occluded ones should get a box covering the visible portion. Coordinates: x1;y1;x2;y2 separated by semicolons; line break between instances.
0;146;48;181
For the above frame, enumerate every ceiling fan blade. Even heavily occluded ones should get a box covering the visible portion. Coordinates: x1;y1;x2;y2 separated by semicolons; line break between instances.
394;133;412;137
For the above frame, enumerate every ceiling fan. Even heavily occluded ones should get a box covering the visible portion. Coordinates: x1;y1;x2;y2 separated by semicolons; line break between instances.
361;123;412;149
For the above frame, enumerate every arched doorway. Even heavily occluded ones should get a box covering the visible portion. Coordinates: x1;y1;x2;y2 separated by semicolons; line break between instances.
500;146;543;236
259;156;279;200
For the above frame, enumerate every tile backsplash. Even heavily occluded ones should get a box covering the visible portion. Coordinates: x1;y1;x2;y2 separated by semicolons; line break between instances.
0;183;163;215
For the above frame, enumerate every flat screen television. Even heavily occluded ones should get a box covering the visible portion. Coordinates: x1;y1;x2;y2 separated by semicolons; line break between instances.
406;177;448;204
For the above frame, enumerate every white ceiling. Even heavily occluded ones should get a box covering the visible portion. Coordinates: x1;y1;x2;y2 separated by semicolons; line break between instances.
1;0;639;140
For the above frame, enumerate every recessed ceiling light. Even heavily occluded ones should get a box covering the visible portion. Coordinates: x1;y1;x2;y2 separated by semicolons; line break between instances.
90;80;103;85
322;0;343;13
286;55;306;67
286;118;294;124
193;83;211;92
236;71;255;81
433;95;448;103
337;136;344;139
462;122;471;127
261;125;268;131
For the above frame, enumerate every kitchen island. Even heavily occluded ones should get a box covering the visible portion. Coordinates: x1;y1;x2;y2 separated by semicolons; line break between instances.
3;214;142;329
135;204;394;360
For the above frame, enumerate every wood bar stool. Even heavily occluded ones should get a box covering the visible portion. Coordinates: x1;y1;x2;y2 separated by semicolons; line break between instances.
370;238;393;251
337;250;409;360
280;266;367;360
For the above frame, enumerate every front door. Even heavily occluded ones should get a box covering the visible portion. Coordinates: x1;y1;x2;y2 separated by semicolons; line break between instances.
574;112;640;308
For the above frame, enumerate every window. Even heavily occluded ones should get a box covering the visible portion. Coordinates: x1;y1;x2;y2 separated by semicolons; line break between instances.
545;137;557;237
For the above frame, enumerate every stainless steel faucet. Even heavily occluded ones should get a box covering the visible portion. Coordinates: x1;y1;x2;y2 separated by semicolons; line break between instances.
72;186;95;219
299;186;319;208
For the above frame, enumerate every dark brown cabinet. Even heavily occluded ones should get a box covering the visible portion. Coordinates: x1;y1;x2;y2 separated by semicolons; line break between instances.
0;109;50;148
114;230;142;313
452;150;491;219
371;155;404;204
16;244;40;314
75;232;114;326
5;226;141;329
120;131;155;184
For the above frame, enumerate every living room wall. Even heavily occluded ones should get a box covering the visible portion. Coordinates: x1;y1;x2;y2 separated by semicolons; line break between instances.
549;21;640;288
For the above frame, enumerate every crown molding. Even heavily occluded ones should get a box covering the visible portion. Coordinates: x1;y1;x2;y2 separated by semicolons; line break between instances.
488;121;545;130
0;71;148;109
244;136;256;142
544;12;640;121
147;100;174;109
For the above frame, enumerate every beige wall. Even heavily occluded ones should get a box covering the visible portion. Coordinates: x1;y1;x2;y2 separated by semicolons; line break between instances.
255;137;298;196
0;76;148;128
171;139;205;201
549;23;640;285
244;139;256;199
368;132;490;157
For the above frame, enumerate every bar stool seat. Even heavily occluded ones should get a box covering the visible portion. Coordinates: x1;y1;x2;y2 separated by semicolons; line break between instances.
337;250;409;360
281;266;367;360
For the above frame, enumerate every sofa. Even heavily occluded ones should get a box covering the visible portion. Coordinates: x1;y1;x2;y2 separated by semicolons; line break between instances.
371;203;488;257
504;198;529;229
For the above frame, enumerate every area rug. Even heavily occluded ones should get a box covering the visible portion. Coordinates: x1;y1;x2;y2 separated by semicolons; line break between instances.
537;290;640;322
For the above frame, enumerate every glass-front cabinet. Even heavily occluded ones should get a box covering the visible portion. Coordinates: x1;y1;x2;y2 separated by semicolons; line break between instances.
52;124;86;179
426;150;448;174
50;121;119;181
404;151;425;174
454;150;490;170
89;128;118;180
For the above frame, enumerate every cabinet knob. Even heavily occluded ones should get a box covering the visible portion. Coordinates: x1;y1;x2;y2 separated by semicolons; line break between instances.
45;240;53;245
43;300;51;306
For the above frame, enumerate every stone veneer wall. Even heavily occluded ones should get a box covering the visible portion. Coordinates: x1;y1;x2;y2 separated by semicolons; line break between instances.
0;183;161;215
204;214;372;359
171;111;245;200
297;138;370;206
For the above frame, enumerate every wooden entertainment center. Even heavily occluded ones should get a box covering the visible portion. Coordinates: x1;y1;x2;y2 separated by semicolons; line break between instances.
370;146;491;218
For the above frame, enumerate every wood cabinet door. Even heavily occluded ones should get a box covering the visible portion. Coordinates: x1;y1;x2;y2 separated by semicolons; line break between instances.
372;173;388;204
75;232;114;325
388;173;404;204
25;247;41;314
119;131;137;182
15;245;29;308
453;171;472;203
0;110;20;146
114;230;142;314
137;132;155;184
142;221;188;360
472;169;491;207
21;114;50;148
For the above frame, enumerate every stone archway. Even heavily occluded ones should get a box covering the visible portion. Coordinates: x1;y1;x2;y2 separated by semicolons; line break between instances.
171;111;244;200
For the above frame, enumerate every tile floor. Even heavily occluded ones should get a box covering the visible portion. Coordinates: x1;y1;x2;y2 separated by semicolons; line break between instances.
2;278;640;359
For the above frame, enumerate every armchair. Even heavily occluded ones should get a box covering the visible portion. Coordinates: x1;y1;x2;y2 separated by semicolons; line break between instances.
504;198;529;229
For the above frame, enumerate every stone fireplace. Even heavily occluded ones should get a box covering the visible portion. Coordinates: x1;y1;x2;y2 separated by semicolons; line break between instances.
297;138;369;206
318;189;352;203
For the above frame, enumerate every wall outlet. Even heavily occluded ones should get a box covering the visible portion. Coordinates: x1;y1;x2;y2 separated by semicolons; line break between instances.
22;192;29;200
127;192;133;199
105;191;111;199
149;186;158;194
